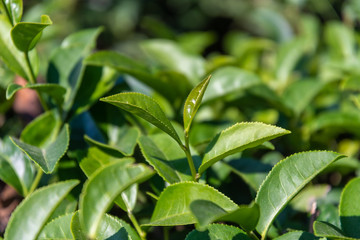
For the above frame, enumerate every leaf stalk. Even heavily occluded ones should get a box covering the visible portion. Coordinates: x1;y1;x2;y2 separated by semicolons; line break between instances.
128;210;146;240
182;131;199;182
27;167;43;196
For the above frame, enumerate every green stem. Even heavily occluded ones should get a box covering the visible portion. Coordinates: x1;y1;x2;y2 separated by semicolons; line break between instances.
182;131;199;182
28;167;43;196
248;231;260;240
128;211;146;240
24;52;49;111
163;227;170;240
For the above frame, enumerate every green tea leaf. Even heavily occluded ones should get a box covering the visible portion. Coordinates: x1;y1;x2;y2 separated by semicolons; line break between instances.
325;22;355;59
6;83;67;106
144;182;237;226
199;122;290;174
313;221;351;240
20;110;62;148
1;0;23;25
84;126;139;156
184;75;211;132
0;15;32;79
71;212;141;240
290;184;330;213
138;133;201;183
203;66;261;102
190;200;259;232
79;161;154;238
101;92;181;145
255;151;344;238
274;231;318;240
0;137;34;196
11;15;52;52
11;124;70;174
141;39;205;83
37;213;74;240
185;224;252;240
340;177;360;238
4;180;79;240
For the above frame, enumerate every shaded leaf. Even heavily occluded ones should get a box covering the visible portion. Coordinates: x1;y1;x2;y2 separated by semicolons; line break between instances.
79;161;154;238
340;177;360;238
4;180;79;240
20;110;61;148
84;125;139;156
144;182;237;226
199;122;290;174
313;221;351;240
203;66;261;102
290;184;330;212
0;137;34;196
190;200;259;232
101;92;181;145
183;75;211;132
71;212;141;240
11;124;70;173
6;83;67;106
185;224;252;240
255;151;344;238
139;133;201;183
11;15;52;52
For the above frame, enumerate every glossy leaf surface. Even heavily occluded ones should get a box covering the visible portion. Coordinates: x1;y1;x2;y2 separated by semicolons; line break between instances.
6;83;67;106
1;0;23;25
79;161;154;238
313;221;351;240
185;224;251;240
190;200;259;231
274;231;318;240
4;180;79;240
339;177;360;238
11;15;52;52
0;137;34;196
37;213;73;240
145;182;237;226
11;124;70;173
139;133;201;183
101;92;181;145
199;122;290;174
71;212;141;240
183;75;210;132
255;151;344;238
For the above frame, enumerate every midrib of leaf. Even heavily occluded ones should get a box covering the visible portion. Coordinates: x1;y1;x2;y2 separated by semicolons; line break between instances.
255;151;344;238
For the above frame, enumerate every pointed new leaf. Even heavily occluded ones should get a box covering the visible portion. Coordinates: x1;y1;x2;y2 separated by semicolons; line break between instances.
255;151;345;238
190;200;259;232
101;92;181;145
199;122;290;174
38;213;74;240
79;161;154;238
11;124;70;173
11;15;52;52
6;83;67;106
313;221;352;240
71;212;141;240
138;134;201;183
184;75;211;132
1;0;22;25
340;177;360;238
144;182;237;226
185;224;252;240
4;180;79;240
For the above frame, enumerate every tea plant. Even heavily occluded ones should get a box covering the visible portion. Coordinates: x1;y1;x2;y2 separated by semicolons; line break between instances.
1;0;360;240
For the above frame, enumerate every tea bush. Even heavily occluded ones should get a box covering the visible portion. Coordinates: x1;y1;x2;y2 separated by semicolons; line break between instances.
1;0;360;240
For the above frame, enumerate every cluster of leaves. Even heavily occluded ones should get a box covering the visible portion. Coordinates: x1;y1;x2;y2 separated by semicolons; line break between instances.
2;0;360;240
